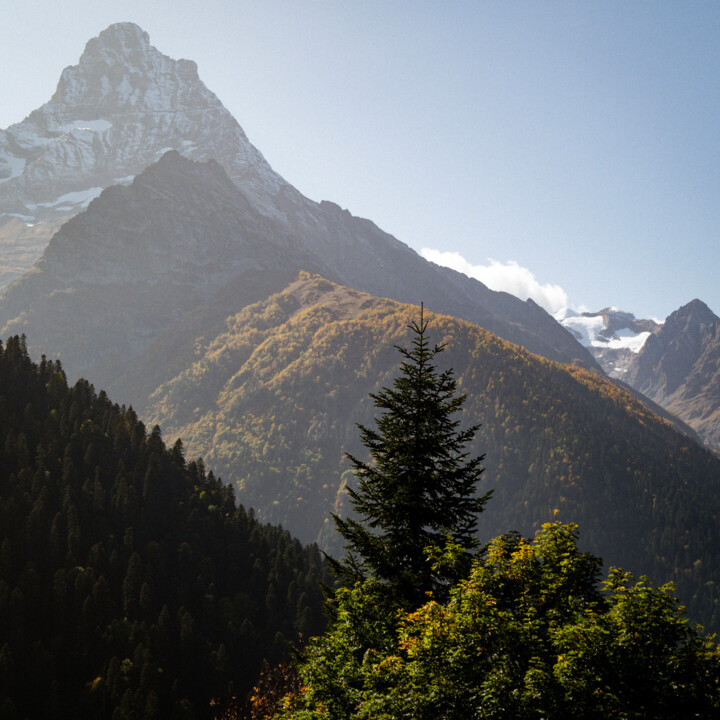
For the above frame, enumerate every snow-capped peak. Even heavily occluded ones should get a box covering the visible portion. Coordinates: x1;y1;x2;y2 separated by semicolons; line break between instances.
0;22;292;290
555;306;662;377
556;307;659;353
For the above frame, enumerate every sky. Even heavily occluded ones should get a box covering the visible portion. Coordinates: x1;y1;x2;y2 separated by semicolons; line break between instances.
2;1;719;320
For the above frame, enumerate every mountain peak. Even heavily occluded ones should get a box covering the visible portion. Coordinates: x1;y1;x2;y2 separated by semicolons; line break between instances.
0;22;287;287
624;297;720;424
81;22;151;62
661;299;718;338
77;22;199;80
672;298;717;324
51;22;203;110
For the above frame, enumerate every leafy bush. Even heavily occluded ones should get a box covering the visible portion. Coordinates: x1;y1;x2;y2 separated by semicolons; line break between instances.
281;522;720;719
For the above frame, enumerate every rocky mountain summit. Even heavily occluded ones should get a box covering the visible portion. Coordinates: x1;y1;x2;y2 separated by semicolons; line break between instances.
624;299;720;450
0;22;288;288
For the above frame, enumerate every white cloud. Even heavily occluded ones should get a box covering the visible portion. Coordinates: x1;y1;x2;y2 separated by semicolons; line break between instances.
420;248;570;315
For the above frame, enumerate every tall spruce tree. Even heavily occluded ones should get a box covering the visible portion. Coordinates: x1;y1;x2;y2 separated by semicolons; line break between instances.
333;305;491;606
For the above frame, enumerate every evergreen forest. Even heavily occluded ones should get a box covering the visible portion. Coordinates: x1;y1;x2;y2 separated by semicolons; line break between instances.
0;336;329;718
3;280;720;718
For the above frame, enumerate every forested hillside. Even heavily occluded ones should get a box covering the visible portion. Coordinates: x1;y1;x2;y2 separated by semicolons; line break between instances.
0;336;328;719
0;147;596;418
147;275;720;632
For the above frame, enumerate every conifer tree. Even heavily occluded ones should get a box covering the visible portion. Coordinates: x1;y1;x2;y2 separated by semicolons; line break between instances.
333;305;491;606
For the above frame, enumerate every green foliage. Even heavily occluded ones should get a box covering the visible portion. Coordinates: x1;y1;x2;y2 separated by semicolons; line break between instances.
0;336;329;718
333;306;490;607
280;522;720;719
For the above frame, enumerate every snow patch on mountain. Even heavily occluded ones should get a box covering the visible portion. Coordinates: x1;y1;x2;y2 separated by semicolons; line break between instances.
26;187;104;211
555;307;653;353
554;307;663;377
61;119;113;134
604;328;652;352
2;212;34;222
0;154;25;185
0;21;294;290
555;310;605;347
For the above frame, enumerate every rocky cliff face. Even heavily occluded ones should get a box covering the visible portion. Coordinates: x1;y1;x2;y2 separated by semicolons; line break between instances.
625;299;720;450
0;22;289;287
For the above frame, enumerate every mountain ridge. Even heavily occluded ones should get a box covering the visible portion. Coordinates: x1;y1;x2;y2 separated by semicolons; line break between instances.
0;149;598;409
143;273;720;630
0;23;597;382
0;151;327;394
624;299;720;449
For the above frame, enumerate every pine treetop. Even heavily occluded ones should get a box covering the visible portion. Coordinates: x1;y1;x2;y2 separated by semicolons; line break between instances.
333;305;491;606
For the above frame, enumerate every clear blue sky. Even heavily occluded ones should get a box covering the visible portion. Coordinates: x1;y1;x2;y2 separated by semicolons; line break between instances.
2;1;719;320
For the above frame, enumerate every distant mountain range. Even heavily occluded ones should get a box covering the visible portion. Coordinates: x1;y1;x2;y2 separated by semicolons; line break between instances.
0;23;597;400
558;301;720;451
2;21;720;633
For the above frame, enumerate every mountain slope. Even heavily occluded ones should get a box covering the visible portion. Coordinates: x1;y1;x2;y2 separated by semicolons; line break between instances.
0;151;325;397
0;336;328;718
144;275;720;632
0;151;597;411
0;22;597;382
625;299;720;450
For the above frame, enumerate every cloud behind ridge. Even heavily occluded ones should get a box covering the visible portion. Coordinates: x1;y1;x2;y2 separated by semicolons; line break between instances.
420;248;569;314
